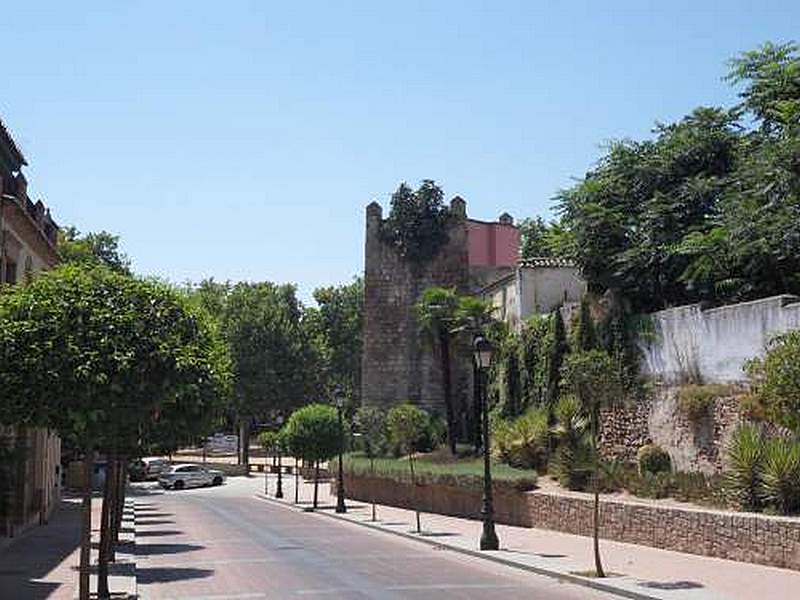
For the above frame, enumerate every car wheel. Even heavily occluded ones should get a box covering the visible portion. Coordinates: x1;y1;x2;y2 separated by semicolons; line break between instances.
173;480;185;490
213;476;223;486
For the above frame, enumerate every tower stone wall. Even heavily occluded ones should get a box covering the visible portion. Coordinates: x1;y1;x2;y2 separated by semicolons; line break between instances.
361;198;473;418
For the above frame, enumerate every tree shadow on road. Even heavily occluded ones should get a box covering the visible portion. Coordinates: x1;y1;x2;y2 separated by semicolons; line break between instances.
638;580;704;590
136;542;204;556
136;529;184;537
136;567;214;584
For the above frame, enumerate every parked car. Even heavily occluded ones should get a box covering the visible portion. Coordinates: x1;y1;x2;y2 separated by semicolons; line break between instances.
159;464;225;490
205;433;238;454
129;457;171;482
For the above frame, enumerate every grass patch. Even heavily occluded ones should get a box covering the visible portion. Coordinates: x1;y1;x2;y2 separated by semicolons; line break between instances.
570;570;623;578
677;384;734;420
343;449;537;493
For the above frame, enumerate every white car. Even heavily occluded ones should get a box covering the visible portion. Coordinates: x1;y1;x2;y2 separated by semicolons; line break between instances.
159;464;225;490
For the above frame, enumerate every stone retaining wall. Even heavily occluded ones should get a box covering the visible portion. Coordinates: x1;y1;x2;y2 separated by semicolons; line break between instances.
600;386;744;473
341;473;800;570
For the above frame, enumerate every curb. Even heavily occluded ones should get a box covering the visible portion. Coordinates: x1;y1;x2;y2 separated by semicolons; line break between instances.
254;493;662;600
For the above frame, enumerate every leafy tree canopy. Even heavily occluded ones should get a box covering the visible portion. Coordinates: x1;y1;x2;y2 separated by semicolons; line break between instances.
58;227;131;275
746;331;800;434
0;265;229;454
382;180;452;264
305;277;363;400
386;403;430;455
557;42;800;312
519;217;574;260
283;403;343;462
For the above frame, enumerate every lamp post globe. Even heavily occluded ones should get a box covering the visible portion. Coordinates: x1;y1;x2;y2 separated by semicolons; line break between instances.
473;335;499;551
334;386;347;514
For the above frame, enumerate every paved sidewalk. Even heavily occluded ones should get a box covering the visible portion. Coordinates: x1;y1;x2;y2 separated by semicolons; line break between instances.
256;471;800;600
0;494;137;600
0;497;85;599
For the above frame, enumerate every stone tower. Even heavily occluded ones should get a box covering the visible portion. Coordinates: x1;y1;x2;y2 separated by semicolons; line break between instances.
361;197;473;416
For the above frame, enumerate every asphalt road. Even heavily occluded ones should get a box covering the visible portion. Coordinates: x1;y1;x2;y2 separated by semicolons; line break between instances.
133;477;619;600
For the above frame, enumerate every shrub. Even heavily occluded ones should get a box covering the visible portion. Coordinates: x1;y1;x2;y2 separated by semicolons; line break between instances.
386;403;430;456
353;406;387;458
637;444;672;475
418;413;447;453
550;395;591;489
761;435;800;515
677;384;732;420
725;423;765;511
492;406;550;471
746;331;800;434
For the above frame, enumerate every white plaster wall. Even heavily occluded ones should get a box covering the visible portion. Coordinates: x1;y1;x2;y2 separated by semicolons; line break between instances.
640;295;800;384
520;267;587;315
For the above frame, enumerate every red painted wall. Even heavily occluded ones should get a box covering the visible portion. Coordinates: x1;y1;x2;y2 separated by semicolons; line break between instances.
467;219;520;267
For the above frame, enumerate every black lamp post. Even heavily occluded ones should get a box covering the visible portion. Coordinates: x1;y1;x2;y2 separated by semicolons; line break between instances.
275;415;284;499
334;387;347;514
474;335;499;551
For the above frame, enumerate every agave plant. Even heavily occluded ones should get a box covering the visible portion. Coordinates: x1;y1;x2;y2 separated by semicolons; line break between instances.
725;423;765;511
761;435;800;515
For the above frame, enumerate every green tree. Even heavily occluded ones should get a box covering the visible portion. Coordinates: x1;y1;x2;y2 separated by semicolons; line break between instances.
221;282;318;466
58;227;131;274
283;404;344;509
306;277;364;402
416;287;460;454
519;217;574;260
353;406;386;521
561;350;624;578
556;43;800;311
745;331;800;434
570;297;598;352
0;265;228;599
382;180;452;264
386;403;430;533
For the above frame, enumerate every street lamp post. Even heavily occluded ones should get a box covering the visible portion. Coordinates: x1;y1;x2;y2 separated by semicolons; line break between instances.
275;415;284;499
334;387;347;514
474;335;499;551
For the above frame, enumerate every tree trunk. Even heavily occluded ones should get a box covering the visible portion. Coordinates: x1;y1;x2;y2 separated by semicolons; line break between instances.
294;464;300;504
593;488;604;577
239;420;250;467
409;454;421;533
111;458;126;561
591;406;605;577
440;331;457;455
79;452;92;600
97;458;116;599
312;461;319;509
370;457;377;522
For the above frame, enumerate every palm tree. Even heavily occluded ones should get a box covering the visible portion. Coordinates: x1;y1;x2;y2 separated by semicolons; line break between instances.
416;287;460;454
453;295;501;451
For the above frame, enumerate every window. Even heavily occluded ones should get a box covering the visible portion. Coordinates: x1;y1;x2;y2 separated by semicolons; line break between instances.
5;260;17;284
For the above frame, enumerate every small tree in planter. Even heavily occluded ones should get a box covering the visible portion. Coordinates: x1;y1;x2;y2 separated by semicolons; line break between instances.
354;406;387;521
386;403;430;533
561;350;624;578
283;404;344;509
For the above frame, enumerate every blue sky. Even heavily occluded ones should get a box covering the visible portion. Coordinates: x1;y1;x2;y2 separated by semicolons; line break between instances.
2;1;798;302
